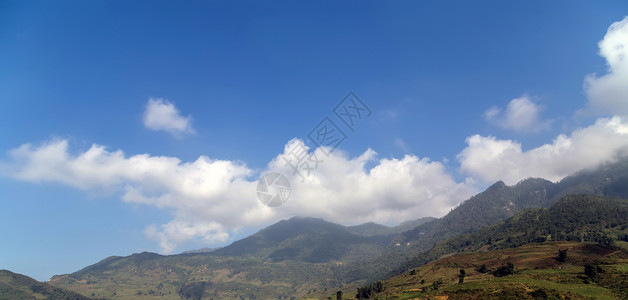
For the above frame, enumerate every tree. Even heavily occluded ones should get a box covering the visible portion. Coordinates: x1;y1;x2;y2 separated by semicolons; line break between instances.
478;264;488;273
432;278;443;290
584;263;597;282
458;269;466;284
558;249;567;263
493;262;514;277
356;281;384;299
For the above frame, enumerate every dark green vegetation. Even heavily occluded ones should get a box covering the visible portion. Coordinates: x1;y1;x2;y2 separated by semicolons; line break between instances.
37;158;628;299
0;269;92;300
352;193;628;298
401;157;628;248
394;194;628;274
345;158;628;282
356;281;384;299
399;157;628;249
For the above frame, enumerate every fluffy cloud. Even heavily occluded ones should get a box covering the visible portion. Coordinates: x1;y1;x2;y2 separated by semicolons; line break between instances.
459;116;628;185
484;96;549;132
464;16;628;185
584;16;628;116
143;98;195;135
6;16;628;255
5;138;475;253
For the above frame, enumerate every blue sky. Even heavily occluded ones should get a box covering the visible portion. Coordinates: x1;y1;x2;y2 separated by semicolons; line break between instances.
2;1;628;281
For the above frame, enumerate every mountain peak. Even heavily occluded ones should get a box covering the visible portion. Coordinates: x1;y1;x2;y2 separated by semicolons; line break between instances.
489;180;507;189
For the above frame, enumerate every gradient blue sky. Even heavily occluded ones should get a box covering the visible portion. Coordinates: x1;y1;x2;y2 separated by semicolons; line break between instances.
2;1;628;281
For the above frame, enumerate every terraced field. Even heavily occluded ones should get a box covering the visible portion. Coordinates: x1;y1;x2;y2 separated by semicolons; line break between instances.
372;242;628;299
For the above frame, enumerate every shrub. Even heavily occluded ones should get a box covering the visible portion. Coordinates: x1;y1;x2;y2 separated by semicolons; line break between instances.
493;262;515;277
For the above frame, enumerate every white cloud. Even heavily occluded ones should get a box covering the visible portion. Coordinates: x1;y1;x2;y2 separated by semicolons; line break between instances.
584;17;628;116
5;138;475;253
5;16;628;256
143;98;195;135
484;96;549;132
461;16;628;186
459;116;628;185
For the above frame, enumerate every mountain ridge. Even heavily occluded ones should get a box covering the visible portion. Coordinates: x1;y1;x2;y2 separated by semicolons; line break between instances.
48;157;628;299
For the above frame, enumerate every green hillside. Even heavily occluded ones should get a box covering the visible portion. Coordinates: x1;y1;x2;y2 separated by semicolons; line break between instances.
337;159;628;285
50;250;348;299
395;195;628;274
397;158;628;250
0;269;92;300
368;242;628;299
214;217;395;263
50;217;392;299
344;194;628;299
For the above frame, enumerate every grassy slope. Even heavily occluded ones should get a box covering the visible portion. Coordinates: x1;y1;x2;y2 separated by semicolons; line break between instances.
0;269;92;300
49;253;342;299
50;217;395;299
375;242;628;299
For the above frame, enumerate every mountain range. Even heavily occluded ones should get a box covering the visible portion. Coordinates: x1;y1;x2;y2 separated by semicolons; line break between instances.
7;157;628;299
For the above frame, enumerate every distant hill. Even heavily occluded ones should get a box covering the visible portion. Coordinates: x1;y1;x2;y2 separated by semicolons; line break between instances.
180;247;221;255
0;269;91;300
345;222;393;236
47;217;427;299
50;217;397;299
346;217;436;236
50;249;349;299
392;217;437;233
213;217;394;263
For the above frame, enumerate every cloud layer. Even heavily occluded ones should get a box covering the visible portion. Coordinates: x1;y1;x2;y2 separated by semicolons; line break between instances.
459;116;628;185
6;138;475;253
143;98;195;135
